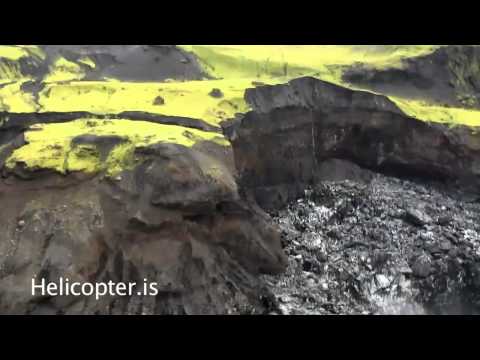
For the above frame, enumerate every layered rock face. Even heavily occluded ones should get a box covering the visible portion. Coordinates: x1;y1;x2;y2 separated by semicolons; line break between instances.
0;139;286;314
228;77;480;210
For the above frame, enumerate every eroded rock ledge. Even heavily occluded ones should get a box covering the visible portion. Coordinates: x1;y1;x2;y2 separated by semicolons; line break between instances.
227;77;480;210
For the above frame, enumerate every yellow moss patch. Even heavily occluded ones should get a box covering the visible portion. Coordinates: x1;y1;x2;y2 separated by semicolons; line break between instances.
180;46;479;127
66;144;103;173
392;97;480;127
0;46;45;83
43;57;86;83
0;82;37;112
0;46;29;61
4;45;480;130
38;79;258;126
6;119;229;175
180;45;441;85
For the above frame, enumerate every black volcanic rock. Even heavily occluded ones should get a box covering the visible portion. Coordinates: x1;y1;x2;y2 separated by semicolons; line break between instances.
265;175;480;315
244;76;402;114
404;207;433;227
228;77;480;210
209;88;224;98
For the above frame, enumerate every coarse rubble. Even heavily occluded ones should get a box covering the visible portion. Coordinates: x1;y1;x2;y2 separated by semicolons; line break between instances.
263;173;480;315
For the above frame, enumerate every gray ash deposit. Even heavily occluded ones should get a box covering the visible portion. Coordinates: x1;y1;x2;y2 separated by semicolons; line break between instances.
263;173;480;315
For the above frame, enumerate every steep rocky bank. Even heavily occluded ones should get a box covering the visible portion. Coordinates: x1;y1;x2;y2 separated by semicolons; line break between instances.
1;46;480;315
0;140;287;314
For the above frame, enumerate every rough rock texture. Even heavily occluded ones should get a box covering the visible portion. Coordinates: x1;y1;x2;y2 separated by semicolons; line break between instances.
228;77;480;210
0;140;287;314
343;45;480;108
3;48;480;315
263;169;480;315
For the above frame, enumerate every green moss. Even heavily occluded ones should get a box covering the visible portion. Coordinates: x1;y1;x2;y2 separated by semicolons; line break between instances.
6;118;230;176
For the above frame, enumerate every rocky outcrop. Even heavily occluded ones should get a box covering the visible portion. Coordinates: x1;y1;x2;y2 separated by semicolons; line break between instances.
228;77;480;210
343;45;480;108
0;139;287;314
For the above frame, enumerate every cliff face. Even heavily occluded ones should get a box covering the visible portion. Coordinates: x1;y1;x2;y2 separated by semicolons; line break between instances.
229;77;480;210
0;139;287;314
